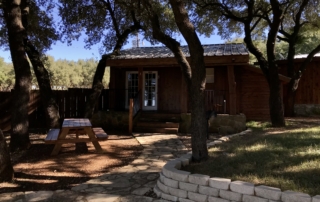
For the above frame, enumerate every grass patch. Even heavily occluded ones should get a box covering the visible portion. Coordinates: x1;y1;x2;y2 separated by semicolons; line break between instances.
184;121;320;196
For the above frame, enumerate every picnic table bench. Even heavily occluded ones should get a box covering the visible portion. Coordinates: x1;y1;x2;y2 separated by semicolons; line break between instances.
44;118;108;155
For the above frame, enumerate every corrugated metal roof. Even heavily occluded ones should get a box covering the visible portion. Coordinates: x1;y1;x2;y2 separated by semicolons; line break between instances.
111;43;249;59
294;53;320;59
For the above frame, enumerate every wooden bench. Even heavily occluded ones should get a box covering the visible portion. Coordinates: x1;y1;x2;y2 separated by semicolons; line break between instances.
44;129;60;144
92;127;108;140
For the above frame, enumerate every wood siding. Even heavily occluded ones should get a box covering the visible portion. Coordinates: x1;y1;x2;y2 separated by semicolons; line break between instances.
110;65;275;121
279;60;320;105
158;68;183;112
236;68;270;121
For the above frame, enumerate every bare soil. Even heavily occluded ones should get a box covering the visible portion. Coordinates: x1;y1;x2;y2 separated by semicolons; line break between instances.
0;130;143;193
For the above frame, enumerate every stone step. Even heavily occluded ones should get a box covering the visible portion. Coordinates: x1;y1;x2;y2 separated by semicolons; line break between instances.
136;121;179;128
139;113;180;120
133;127;179;134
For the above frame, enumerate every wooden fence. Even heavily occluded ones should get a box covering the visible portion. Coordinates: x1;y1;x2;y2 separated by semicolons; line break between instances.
0;88;110;130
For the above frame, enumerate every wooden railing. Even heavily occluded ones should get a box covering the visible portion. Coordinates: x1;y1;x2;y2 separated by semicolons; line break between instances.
0;88;110;131
204;90;227;114
129;91;140;134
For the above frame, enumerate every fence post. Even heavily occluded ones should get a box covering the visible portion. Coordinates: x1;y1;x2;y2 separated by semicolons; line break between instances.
129;98;133;134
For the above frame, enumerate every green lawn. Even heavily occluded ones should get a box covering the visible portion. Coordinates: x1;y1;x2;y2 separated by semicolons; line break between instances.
184;120;320;196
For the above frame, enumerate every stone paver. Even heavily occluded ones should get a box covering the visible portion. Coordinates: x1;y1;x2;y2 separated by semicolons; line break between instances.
0;133;189;202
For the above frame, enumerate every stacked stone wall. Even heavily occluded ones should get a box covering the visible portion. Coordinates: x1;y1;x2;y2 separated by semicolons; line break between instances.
154;129;320;202
154;156;320;202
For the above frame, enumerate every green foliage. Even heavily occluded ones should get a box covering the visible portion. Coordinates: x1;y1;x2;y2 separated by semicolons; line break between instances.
0;1;59;53
45;56;110;89
0;56;109;91
0;57;14;91
58;0;138;53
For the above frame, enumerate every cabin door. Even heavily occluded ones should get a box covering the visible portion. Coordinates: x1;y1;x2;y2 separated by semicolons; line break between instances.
142;71;158;110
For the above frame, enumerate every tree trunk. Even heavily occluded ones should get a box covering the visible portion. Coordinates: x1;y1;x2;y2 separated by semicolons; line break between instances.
4;0;32;151
24;39;60;129
266;0;285;127
170;0;208;161
84;21;142;119
0;130;14;182
285;78;299;116
190;69;208;161
84;56;107;119
268;73;285;127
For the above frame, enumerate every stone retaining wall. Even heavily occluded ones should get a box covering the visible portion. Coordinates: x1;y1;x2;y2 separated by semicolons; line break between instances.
179;113;247;134
295;104;320;117
154;130;320;202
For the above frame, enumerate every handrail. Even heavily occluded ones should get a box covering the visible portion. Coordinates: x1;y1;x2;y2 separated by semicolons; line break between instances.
204;90;228;114
129;90;140;134
132;91;140;117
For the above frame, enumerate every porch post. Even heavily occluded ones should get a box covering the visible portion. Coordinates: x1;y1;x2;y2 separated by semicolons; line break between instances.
227;65;237;115
180;73;188;113
109;66;116;109
138;67;143;110
129;99;133;134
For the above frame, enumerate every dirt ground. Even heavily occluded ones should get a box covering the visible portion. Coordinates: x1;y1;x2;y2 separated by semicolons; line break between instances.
0;130;143;194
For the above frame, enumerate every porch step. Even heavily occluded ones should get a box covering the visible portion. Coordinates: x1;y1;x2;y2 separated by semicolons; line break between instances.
133;112;180;134
138;113;180;120
134;127;179;134
136;121;179;128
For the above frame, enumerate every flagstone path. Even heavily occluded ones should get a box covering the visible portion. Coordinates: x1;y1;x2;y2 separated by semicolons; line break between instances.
0;133;189;202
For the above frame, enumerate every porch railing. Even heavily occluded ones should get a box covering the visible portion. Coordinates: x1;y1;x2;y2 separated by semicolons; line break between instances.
133;91;141;117
205;90;228;114
128;90;140;134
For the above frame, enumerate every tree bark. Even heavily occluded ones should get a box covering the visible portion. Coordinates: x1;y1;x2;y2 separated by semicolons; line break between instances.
169;0;208;161
0;129;14;182
84;56;107;118
3;0;32;151
265;0;285;126
24;40;60;129
84;22;142;119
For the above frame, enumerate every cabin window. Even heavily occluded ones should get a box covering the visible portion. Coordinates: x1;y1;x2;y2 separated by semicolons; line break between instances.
206;68;214;83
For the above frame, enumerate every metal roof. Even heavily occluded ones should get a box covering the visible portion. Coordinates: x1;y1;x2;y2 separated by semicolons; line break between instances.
294;53;320;59
111;43;249;59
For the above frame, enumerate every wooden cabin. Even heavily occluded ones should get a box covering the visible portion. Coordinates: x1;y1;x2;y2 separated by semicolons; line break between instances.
278;55;320;116
278;55;320;105
106;44;289;124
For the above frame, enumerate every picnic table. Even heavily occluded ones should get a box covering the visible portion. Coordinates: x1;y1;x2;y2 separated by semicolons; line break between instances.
44;118;108;155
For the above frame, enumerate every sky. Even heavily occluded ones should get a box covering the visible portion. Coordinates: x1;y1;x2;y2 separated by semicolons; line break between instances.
0;34;225;63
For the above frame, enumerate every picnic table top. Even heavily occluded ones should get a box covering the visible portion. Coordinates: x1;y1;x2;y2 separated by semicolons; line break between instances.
62;118;92;128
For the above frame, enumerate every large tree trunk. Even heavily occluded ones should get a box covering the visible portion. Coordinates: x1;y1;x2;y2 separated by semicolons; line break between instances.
4;0;32;151
24;39;60;128
0;129;14;182
266;0;285;127
268;71;285;126
84;56;107;119
189;66;208;161
285;77;299;117
144;0;208;161
84;21;142;119
170;0;208;161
